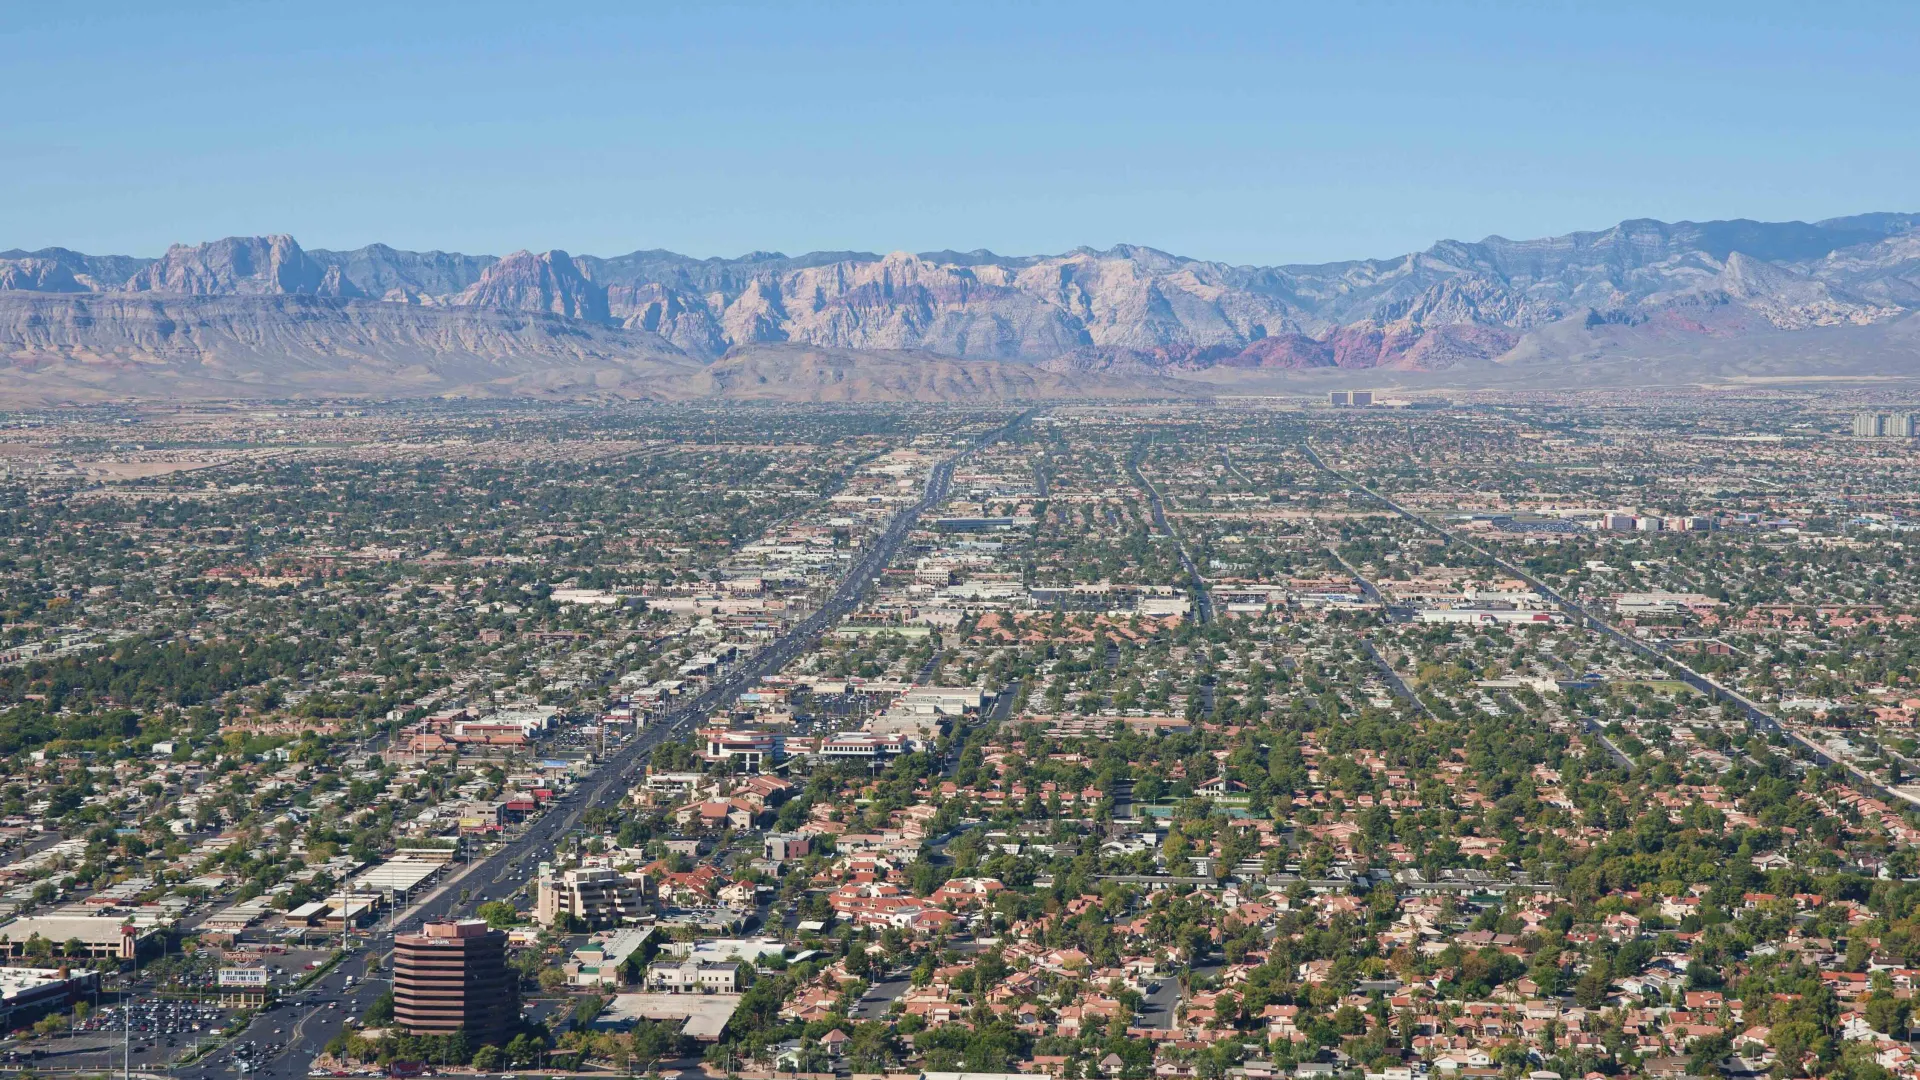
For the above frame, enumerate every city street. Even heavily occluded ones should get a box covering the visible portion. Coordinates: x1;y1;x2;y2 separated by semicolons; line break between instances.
185;961;374;1080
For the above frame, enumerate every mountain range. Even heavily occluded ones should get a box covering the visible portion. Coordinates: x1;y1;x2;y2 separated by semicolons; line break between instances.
5;212;1920;402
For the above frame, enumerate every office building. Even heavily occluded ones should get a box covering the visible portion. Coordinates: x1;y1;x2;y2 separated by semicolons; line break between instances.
646;958;742;994
534;865;648;928
698;728;782;771
392;920;518;1044
1328;391;1351;406
1350;390;1373;406
564;927;656;988
817;731;912;762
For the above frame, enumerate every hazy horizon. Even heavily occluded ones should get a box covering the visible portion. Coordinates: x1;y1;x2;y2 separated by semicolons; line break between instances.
12;206;1920;271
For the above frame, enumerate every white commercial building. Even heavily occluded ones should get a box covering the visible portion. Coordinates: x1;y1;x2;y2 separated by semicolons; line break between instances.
1414;609;1557;626
645;959;741;994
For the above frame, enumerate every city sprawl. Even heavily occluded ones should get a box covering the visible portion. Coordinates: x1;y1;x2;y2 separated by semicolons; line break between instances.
4;396;1920;1080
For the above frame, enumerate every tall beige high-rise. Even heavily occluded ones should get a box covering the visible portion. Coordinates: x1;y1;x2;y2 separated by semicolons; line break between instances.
392;920;518;1045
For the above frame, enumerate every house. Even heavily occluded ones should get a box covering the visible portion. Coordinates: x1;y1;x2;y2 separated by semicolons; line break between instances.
930;877;1005;908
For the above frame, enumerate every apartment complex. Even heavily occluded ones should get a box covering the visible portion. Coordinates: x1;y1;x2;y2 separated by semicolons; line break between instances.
392;920;518;1044
1853;411;1918;437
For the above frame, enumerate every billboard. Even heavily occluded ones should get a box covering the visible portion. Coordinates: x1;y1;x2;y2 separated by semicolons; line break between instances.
218;967;269;987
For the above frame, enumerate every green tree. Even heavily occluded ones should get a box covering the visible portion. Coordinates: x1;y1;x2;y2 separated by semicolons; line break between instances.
1866;992;1910;1038
476;900;521;929
571;995;606;1028
1573;964;1611;1009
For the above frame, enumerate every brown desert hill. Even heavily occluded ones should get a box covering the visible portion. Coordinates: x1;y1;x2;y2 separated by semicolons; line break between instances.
0;292;1199;404
666;344;1204;403
1189;308;1920;392
0;292;698;402
1488;306;1920;387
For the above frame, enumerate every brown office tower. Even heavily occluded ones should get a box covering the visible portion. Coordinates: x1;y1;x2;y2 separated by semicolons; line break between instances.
393;920;518;1044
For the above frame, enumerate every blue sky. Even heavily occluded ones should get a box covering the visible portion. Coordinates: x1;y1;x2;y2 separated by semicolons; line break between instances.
6;0;1917;264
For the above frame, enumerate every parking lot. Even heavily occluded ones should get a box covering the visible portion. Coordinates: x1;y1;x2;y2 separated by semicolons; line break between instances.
82;998;236;1039
1;998;238;1071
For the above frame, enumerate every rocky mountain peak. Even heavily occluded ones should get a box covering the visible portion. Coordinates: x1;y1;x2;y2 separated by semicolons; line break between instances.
125;234;352;297
0;257;89;293
456;249;609;323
